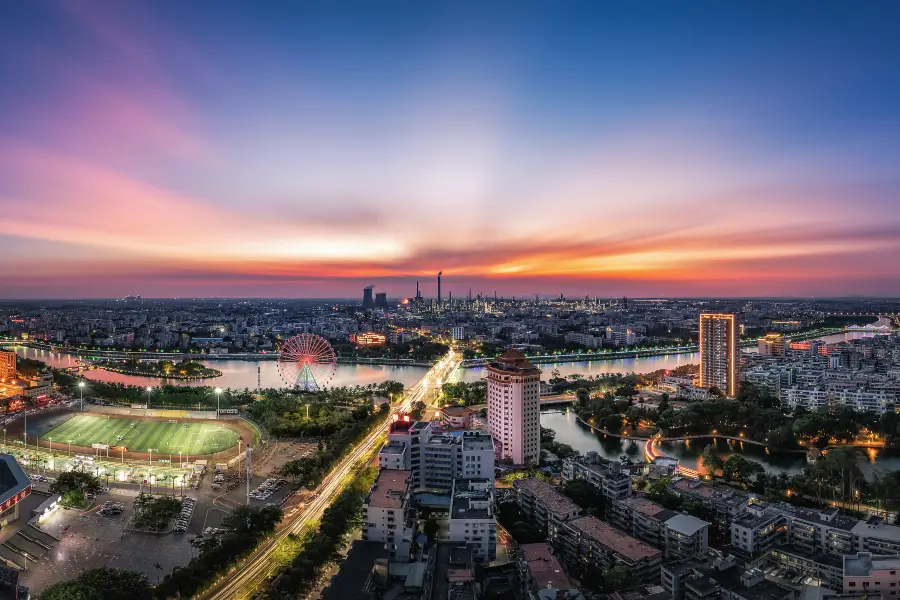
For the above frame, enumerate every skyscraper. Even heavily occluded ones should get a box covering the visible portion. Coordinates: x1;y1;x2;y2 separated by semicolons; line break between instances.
362;285;375;308
486;349;541;465
375;292;387;308
699;313;739;397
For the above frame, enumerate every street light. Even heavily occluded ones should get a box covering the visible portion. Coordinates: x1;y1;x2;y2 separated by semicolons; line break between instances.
146;387;153;413
215;387;222;417
68;439;72;456
78;381;85;411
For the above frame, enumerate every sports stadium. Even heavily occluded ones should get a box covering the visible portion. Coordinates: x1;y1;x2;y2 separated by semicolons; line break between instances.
13;406;256;462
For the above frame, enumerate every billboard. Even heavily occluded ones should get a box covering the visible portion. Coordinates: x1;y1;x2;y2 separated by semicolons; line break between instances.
91;443;109;450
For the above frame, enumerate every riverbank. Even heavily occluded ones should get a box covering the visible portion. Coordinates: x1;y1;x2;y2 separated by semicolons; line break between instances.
0;341;435;367
95;361;222;381
460;327;854;368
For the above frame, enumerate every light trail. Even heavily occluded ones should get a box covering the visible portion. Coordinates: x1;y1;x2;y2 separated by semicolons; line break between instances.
196;350;460;600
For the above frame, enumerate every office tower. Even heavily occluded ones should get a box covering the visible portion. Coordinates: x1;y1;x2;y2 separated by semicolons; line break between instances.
0;350;15;380
486;349;541;465
375;292;387;308
699;313;740;397
362;285;375;308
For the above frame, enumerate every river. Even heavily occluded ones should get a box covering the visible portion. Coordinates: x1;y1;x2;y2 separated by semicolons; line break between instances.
12;331;886;390
540;406;900;476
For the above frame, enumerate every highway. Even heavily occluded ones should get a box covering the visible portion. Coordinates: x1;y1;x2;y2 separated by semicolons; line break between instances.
196;350;461;600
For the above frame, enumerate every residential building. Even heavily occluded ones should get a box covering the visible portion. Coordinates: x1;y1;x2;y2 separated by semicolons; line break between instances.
379;420;495;491
361;470;416;560
610;497;709;560
665;514;711;560
843;552;900;597
448;478;496;562
0;351;14;381
487;349;541;465
669;479;750;526
517;543;585;600
513;478;581;541
562;456;632;501
699;313;740;397
441;406;474;429
758;334;786;357
558;515;662;582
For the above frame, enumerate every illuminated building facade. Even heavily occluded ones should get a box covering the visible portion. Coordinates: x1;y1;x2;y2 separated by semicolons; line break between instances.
699;313;739;397
0;351;14;381
487;349;541;465
350;332;386;346
758;333;786;356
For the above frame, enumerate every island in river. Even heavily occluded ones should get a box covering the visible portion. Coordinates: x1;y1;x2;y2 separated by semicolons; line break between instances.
94;358;222;380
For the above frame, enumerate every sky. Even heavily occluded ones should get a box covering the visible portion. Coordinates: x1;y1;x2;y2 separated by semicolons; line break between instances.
1;1;900;299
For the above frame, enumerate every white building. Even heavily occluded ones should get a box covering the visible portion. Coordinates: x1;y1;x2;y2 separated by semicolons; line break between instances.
487;349;541;465
833;389;897;414
378;420;495;490
361;469;416;560
781;386;829;410
565;332;600;348
448;478;497;562
452;326;467;341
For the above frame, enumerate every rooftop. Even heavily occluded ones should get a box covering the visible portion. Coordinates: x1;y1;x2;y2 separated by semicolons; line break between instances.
665;514;710;536
0;454;30;507
519;543;574;591
515;478;581;516
450;479;493;520
488;348;541;376
844;553;900;577
367;470;411;509
443;406;473;417
567;516;662;562
608;585;672;600
851;517;900;542
619;496;670;520
461;432;494;452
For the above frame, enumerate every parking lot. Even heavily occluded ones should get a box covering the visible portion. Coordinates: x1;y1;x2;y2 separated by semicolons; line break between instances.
19;494;195;594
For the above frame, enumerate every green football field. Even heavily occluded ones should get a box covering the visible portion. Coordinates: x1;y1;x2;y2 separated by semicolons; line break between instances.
44;415;240;455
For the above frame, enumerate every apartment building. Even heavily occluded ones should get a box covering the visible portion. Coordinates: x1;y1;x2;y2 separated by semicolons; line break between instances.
562;456;632;502
780;386;829;411
558;515;662;582
448;478;496;562
513;478;581;541
378;420;495;491
669;479;750;526
665;514;711;560
832;389;897;414
361;470;416;560
844;553;900;596
517;544;585;600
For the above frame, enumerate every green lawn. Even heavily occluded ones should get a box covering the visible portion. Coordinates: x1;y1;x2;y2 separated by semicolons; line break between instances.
44;415;240;455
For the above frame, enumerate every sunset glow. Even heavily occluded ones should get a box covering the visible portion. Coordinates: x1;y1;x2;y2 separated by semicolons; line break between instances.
2;2;900;297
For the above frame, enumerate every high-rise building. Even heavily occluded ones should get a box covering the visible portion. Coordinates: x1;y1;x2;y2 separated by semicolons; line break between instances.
375;292;387;308
699;313;739;397
487;349;541;465
362;285;375;308
0;350;15;381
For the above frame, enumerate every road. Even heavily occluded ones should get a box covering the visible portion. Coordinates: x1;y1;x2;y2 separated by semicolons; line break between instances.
196;350;461;600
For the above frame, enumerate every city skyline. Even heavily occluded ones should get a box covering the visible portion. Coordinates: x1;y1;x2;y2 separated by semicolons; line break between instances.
3;2;900;298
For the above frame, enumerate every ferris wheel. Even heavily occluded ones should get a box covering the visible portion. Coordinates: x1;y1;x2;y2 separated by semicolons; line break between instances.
277;334;336;391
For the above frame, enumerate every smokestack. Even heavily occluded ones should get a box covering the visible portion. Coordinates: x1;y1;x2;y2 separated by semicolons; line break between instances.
363;285;376;308
437;271;442;304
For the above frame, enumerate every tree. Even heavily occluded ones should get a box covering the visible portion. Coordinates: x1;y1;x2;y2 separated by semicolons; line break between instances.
424;515;439;541
722;455;765;483
700;444;724;476
41;567;152;600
